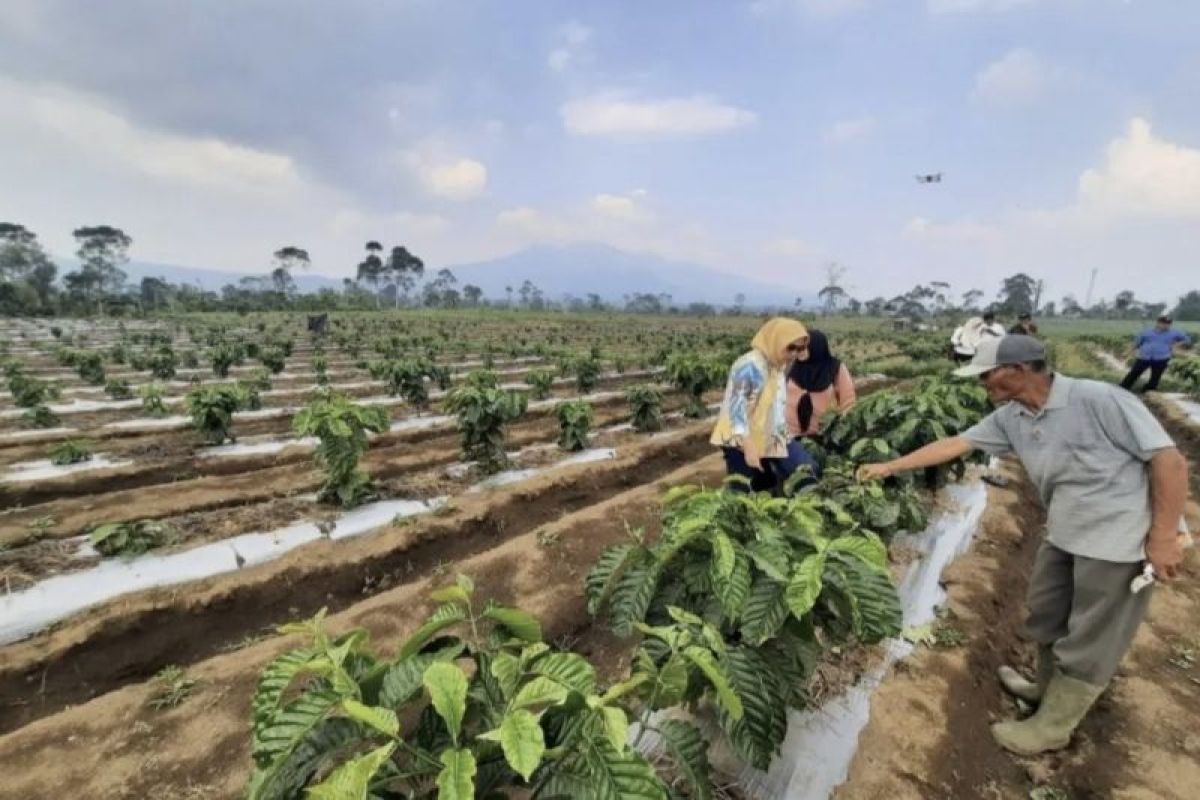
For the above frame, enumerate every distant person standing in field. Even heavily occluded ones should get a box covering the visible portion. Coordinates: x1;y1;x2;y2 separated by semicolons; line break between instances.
1009;312;1039;336
786;329;856;438
1120;315;1192;393
981;311;1006;339
950;317;985;364
858;335;1189;757
711;318;820;492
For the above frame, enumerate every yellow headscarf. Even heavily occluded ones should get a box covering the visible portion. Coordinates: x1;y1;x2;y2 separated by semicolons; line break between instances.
711;317;809;457
751;318;810;368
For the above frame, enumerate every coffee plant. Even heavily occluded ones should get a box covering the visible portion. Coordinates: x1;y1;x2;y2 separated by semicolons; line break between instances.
587;484;901;769
246;578;718;800
48;439;93;466
186;385;245;445
90;519;177;557
523;368;556;400
665;354;726;418
626;384;664;432
293;392;390;507
554;400;593;451
140;383;169;417
444;379;528;474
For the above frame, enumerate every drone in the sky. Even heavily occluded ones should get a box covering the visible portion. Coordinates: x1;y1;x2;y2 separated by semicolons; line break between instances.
915;173;943;184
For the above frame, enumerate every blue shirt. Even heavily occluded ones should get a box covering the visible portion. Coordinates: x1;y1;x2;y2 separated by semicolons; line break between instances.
1134;328;1190;361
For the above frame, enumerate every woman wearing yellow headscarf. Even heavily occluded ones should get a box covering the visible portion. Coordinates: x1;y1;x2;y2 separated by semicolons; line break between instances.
711;318;820;492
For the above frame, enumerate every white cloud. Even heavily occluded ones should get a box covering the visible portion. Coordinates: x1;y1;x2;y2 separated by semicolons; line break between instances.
927;0;1036;13
751;0;873;16
903;216;1000;244
1072;118;1200;221
764;237;820;258
402;147;488;200
547;20;592;73
972;48;1070;106
973;48;1041;105
0;76;305;198
561;92;757;138
423;159;487;200
591;190;652;222
825;116;876;143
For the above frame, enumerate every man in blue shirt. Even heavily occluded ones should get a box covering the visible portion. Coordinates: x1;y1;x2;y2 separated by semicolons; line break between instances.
1119;315;1191;392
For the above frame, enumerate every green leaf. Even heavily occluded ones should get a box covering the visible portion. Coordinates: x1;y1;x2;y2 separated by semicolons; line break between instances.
339;699;399;737
599;706;629;752
827;533;888;572
652;655;690;709
399;604;467;659
429;584;470;605
608;560;660;637
490;651;521;700
511;676;570;710
716;647;788;771
378;645;462;709
483;604;543;643
710;532;735;579
683;647;743;720
252;689;341;769
456;573;475;596
585;544;636;615
785;553;826;619
599;673;648;704
304;742;396;800
745;540;791;583
436;747;476;800
711;546;751;622
530;653;596;695
423;662;468;742
499;709;545;781
657;719;713;800
581;740;667;800
740;575;789;646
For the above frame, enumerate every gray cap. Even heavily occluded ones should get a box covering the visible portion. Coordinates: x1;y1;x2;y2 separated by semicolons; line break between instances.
953;334;1046;377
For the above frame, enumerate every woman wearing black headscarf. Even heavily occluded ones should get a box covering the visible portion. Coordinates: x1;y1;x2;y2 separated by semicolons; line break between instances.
786;329;856;438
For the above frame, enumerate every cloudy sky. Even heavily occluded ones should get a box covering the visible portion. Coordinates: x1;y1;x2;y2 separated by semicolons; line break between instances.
1;0;1198;306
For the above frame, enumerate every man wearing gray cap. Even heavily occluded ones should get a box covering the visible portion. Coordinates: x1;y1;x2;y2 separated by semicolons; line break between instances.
858;334;1189;756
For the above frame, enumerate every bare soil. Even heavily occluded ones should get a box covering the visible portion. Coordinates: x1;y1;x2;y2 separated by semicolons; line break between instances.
0;423;716;734
0;453;727;800
838;425;1200;799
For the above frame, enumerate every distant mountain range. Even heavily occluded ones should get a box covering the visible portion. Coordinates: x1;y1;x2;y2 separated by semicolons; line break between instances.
116;242;811;308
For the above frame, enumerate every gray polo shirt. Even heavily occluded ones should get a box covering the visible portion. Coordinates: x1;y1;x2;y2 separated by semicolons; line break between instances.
962;374;1175;562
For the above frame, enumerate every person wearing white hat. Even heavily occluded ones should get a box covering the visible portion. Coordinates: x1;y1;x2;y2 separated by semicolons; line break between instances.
858;334;1189;756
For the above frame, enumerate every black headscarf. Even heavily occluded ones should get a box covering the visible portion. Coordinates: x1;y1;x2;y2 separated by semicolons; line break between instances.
788;329;841;433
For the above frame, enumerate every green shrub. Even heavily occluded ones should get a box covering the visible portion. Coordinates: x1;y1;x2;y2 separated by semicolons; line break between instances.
185;385;244;445
23;404;59;429
523;368;556;400
574;356;602;393
665;353;726;418
292;393;390;507
554;400;593;451
444;382;527;474
48;439;93;465
90;519;177;557
104;379;133;400
140;383;169;417
626;384;664;432
246;579;717;800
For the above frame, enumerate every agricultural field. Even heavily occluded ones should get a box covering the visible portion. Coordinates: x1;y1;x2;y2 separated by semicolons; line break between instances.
0;311;1198;799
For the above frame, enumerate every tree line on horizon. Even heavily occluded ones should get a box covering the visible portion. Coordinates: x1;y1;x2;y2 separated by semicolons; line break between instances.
2;221;1198;321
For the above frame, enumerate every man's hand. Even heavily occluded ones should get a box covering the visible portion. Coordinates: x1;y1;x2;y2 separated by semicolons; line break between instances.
857;462;892;482
1146;531;1184;581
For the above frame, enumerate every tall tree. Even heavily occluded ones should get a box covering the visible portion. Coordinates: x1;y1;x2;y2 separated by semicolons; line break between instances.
819;262;848;313
1172;290;1200;321
357;241;384;306
271;246;310;298
0;223;57;310
386;245;424;307
67;225;131;315
995;273;1039;314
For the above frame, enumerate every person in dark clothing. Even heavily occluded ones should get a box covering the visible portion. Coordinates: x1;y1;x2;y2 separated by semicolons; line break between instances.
1009;312;1039;336
1120;316;1192;393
